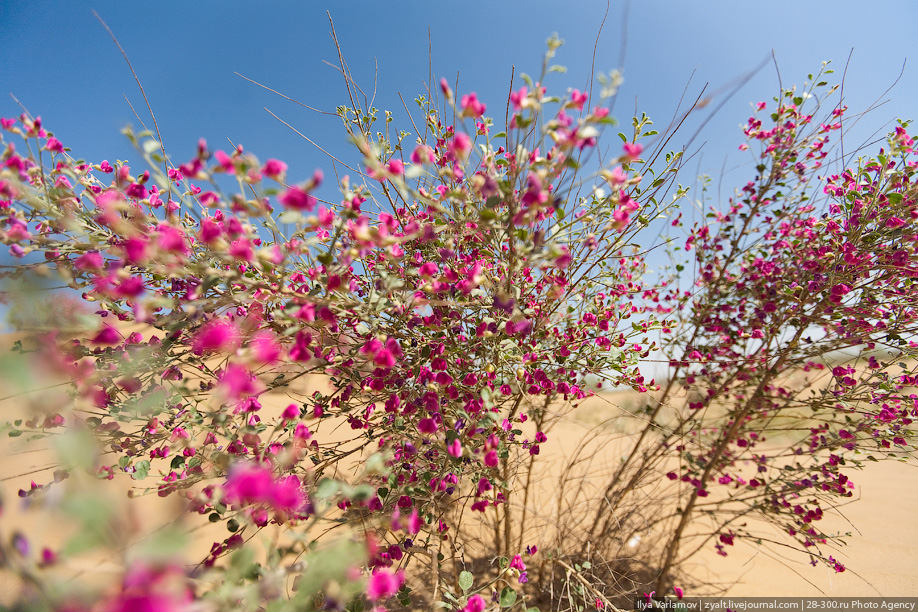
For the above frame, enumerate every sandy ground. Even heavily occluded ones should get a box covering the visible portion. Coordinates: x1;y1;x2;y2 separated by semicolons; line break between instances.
1;347;916;603
686;457;918;596
547;392;918;597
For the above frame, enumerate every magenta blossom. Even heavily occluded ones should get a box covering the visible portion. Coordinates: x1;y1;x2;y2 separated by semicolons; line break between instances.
279;185;317;211
101;563;193;612
460;92;486;118
464;594;486;612
223;463;307;515
262;158;288;179
192;320;239;355
622;142;643;161
366;568;404;600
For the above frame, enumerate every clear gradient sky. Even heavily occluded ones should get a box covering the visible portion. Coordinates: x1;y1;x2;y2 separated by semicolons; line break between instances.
2;1;915;192
0;0;915;357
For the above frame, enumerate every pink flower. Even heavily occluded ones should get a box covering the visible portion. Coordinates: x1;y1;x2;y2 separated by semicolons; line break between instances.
622;142;643;161
504;319;532;336
447;438;462;457
411;145;435;165
374;349;396;368
417;418;438;434
387;159;404;175
199;217;223;243
282;404;299;420
250;331;281;364
223;463;306;514
92;325;121;345
262;158;287;179
101;563;193;612
510;86;529;110
122;238;148;264
419;262;439;278
113;276;145;298
555;246;571;269
214;150;235;172
460;92;486;117
279;186;316;211
39;547;57;566
218;364;260;400
385;338;403;359
452;132;472;157
125;182;148;199
464;594;486;612
199;191;220;207
607;166;628;185
156;225;189;255
229;238;254;262
74;251;104;271
44;137;64;153
223;466;273;506
831;283;851;296
439;77;452;99
272;475;306;512
366;568;404;600
407;509;422;534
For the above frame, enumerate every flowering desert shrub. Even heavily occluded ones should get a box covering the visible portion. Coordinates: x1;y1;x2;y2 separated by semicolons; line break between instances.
0;34;915;612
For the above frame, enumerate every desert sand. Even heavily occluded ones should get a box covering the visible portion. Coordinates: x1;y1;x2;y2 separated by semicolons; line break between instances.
1;354;916;604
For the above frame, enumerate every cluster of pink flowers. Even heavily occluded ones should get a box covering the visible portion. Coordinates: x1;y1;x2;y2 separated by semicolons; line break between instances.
2;56;915;610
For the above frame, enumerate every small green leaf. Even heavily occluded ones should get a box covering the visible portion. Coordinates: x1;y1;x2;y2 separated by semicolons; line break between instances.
500;587;518;608
315;478;340;499
133;460;150;480
142;139;161;155
459;570;473;591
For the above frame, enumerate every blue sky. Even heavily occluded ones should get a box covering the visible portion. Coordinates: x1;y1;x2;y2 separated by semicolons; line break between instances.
2;0;914;192
0;0;915;354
